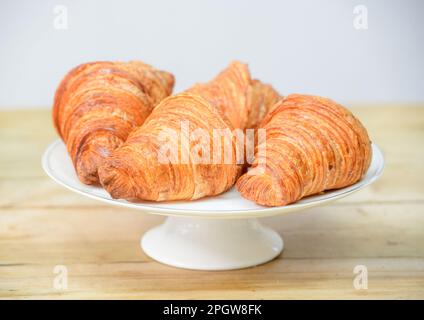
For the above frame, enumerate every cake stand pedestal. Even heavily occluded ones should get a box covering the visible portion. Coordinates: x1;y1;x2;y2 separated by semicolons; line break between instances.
141;216;283;270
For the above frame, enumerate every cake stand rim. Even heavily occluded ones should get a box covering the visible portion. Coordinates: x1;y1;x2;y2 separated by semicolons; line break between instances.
42;139;384;219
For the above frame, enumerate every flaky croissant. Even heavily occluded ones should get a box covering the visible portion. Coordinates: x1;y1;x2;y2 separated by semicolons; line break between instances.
98;61;280;201
236;94;372;206
53;60;174;185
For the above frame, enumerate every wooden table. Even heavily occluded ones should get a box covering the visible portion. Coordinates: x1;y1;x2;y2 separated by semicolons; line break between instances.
1;106;423;299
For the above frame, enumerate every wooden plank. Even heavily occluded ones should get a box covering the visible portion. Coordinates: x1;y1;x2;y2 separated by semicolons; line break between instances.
1;258;423;299
1;107;423;299
1;107;424;207
2;204;423;263
0;204;423;299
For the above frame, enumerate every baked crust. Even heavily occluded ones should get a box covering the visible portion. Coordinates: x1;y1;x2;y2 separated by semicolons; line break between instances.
98;61;280;201
236;94;372;206
53;61;174;184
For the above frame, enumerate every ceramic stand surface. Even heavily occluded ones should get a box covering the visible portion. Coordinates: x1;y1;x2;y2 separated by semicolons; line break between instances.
141;216;284;270
43;141;384;271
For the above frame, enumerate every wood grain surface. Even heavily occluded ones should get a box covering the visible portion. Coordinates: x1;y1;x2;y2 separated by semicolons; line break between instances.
0;106;423;299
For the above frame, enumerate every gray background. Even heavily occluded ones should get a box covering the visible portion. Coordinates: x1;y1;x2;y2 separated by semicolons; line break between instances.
0;0;423;109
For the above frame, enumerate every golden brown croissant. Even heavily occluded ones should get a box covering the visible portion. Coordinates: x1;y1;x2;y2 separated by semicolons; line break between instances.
236;94;372;206
246;79;282;129
53;60;174;185
98;61;280;201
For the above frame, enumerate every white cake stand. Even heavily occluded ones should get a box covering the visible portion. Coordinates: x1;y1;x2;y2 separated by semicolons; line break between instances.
42;140;384;270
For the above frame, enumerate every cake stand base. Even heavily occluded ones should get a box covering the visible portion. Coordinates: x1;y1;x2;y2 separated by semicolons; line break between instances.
141;216;283;270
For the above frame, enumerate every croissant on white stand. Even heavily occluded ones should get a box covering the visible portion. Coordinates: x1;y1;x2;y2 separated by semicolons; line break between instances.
53;60;174;184
236;94;372;206
98;61;281;201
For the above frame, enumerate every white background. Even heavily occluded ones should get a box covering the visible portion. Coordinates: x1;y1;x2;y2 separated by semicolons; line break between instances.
0;0;423;109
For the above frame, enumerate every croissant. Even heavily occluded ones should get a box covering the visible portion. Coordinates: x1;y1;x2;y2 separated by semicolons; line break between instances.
246;79;282;129
53;60;174;184
236;94;372;206
98;61;280;201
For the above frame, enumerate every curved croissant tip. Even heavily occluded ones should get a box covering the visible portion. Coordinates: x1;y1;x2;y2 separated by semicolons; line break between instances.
236;172;287;207
74;133;124;185
164;72;175;90
98;162;138;200
76;168;99;185
75;152;101;185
